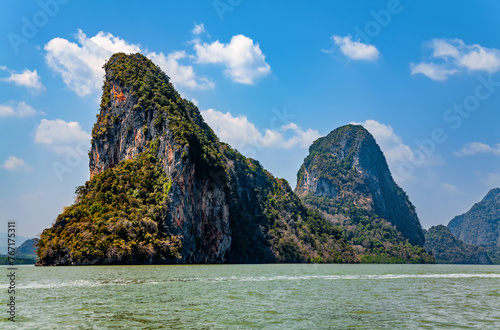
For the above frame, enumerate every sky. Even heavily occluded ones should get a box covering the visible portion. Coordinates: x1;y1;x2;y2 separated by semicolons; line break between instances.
1;0;499;238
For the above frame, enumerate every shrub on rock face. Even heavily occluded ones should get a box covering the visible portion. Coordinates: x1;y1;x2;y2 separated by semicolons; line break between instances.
37;152;181;265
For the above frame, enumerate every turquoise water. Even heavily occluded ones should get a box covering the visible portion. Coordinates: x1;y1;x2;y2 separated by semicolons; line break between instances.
1;264;499;329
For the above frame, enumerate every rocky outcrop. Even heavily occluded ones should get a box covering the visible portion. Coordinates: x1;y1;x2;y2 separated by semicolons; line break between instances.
88;54;231;263
424;225;492;264
296;125;425;247
448;188;500;248
37;53;357;265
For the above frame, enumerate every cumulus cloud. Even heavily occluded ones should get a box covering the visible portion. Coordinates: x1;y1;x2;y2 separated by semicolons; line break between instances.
35;119;90;153
410;63;458;81
351;119;418;182
44;29;213;97
352;119;413;164
411;38;500;81
0;101;42;117
148;51;214;89
0;67;44;90
454;142;500;157
201;108;319;150
352;119;447;183
331;35;379;61
194;35;271;84
1;156;33;172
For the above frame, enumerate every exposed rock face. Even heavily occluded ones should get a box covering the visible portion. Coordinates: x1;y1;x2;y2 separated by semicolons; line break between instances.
424;225;492;264
89;55;231;263
448;188;500;248
37;53;357;265
295;125;425;247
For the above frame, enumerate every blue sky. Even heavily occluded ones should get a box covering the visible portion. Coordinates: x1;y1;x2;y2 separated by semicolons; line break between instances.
1;0;499;238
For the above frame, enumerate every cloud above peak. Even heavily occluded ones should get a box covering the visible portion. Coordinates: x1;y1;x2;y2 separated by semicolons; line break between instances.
194;34;272;84
411;38;500;81
44;27;271;97
44;29;214;97
331;35;379;61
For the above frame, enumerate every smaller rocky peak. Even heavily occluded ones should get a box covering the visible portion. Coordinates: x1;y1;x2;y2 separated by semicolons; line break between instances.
447;187;500;247
296;124;425;247
483;188;500;202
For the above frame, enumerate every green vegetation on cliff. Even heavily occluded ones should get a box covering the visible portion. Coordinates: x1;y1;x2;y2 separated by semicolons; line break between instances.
222;144;357;263
296;125;433;263
93;53;225;179
424;225;492;264
303;194;432;263
37;151;181;265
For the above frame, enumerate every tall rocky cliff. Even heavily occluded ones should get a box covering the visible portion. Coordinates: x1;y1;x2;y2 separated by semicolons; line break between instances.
36;53;357;265
295;125;432;263
448;188;500;247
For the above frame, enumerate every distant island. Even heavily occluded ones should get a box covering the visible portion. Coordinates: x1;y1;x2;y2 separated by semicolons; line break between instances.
425;188;500;264
0;238;38;265
35;53;498;266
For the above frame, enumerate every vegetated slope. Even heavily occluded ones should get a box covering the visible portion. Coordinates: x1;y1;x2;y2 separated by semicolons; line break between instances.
424;225;492;264
295;125;433;263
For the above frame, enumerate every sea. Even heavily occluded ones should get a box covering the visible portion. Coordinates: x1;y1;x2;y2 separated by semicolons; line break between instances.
1;264;499;329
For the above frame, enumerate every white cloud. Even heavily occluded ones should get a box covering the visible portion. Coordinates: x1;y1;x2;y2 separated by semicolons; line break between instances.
1;156;33;172
0;67;44;90
454;142;500;157
44;30;140;97
44;29;213;97
194;35;271;84
332;35;379;61
0;101;41;117
442;183;459;194
353;120;447;184
412;39;500;80
459;47;500;72
352;119;413;165
201;108;319;150
430;39;461;58
148;51;214;89
192;23;206;35
410;62;458;81
482;173;500;188
35;119;90;153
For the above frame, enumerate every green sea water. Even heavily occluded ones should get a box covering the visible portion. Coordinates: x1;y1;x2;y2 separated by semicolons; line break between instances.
1;264;499;329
